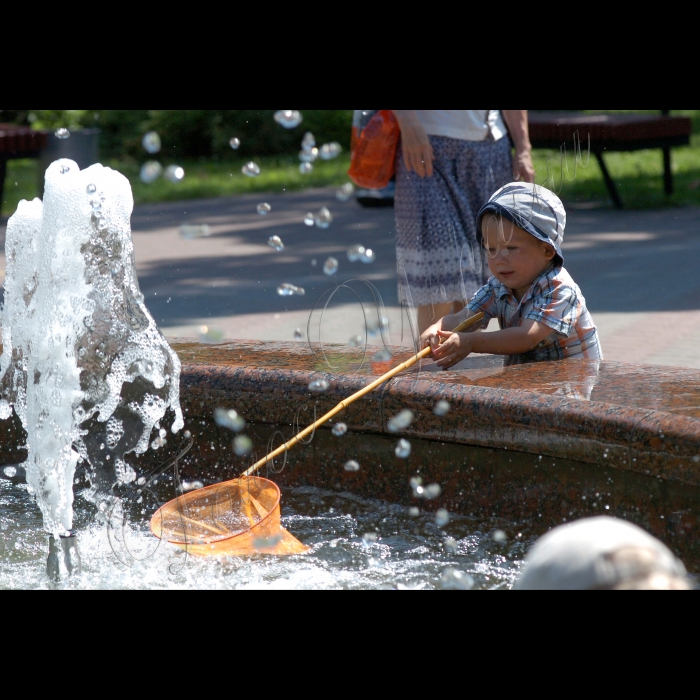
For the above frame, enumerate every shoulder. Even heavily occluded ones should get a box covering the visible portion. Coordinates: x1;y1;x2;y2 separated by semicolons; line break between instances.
534;266;581;298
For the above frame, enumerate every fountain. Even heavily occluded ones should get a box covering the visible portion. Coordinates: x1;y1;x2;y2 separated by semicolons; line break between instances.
0;159;183;578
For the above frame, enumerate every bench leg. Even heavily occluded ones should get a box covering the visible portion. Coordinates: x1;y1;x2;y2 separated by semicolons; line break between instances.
595;151;623;209
0;158;6;217
663;147;674;196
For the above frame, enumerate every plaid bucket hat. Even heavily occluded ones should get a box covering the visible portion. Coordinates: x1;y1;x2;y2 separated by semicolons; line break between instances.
476;183;567;264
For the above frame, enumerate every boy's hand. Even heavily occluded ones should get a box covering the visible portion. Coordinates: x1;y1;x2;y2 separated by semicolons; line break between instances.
431;331;473;369
420;323;443;353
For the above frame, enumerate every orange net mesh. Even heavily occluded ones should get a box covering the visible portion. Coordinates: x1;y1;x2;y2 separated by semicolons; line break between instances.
150;476;308;557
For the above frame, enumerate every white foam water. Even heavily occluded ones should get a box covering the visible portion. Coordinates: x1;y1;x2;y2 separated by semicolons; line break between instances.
0;160;183;538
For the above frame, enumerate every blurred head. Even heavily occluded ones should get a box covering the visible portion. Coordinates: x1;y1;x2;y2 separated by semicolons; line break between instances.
514;517;691;591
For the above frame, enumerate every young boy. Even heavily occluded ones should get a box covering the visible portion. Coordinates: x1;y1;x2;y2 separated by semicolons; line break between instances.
422;183;602;368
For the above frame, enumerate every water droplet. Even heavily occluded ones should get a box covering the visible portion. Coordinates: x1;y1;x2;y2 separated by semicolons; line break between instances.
301;132;316;150
360;248;376;263
164;165;185;183
277;283;305;297
388;409;414;433
347;244;366;262
344;460;360;472
299;148;318;163
299;162;313;175
99;500;109;513
395;439;411;459
159;428;167;439
319;142;342;160
0;400;12;420
435;509;450;527
199;325;225;344
3;466;17;478
428;401;450;422
409;507;420;517
229;137;241;150
373;348;392;362
336;183;355;201
332;423;347;437
492;529;507;543
293;328;303;340
267;235;284;251
424;483;442;500
142;131;162;154
440;568;474;590
179;224;211;240
233;435;253;456
308;378;330;393
182;480;204;493
444;538;459;553
140;161;163;184
184;430;192;439
348;335;364;347
86;184;97;195
55;128;70;139
314;207;333;228
274;110;303;129
323;257;338;276
242;162;261;177
257;202;271;215
214;408;246;433
303;212;315;226
362;532;378;545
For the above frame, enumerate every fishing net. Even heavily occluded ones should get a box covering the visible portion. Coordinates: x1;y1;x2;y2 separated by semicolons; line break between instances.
150;476;308;557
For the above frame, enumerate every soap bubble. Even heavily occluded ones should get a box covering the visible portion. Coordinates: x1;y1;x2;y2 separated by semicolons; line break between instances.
440;568;474;591
304;213;315;226
348;335;364;347
294;328;303;340
373;348;392;362
182;481;204;493
140;161;163;184
229;137;241;149
257;202;272;216
233;435;253;456
214;408;246;433
301;132;316;150
434;400;451;417
315;207;333;228
242;162;261;177
347;245;366;262
274;110;303;129
199;326;225;344
86;184;97;195
444;538;459;554
332;423;347;437
409;507;420;516
435;509;450;527
164;165;185;183
299;162;313;175
336;183;355;201
344;460;360;472
424;483;442;500
267;235;284;251
360;248;376;264
388;409;414;433
142;131;162;154
184;430;192;439
323;257;338;276
180;224;211;240
277;283;305;297
395;439;411;459
55;128;70;139
319;142;342;160
3;466;17;478
299;148;318;163
410;476;424;497
491;529;507;543
308;378;330;393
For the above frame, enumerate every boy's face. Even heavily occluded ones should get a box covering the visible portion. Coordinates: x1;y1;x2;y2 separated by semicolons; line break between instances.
482;214;556;300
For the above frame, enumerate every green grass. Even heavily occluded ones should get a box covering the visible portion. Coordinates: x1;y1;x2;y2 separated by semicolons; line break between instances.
3;109;700;217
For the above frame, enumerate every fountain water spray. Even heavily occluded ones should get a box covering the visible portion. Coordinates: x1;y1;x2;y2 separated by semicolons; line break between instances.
0;159;183;575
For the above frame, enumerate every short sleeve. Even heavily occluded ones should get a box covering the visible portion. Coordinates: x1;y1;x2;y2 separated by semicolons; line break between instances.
467;282;498;320
525;284;581;337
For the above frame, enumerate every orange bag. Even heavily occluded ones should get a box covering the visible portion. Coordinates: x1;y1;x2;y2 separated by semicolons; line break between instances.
348;110;400;190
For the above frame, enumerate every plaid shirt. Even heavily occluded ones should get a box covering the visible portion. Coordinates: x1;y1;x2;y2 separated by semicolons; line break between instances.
467;265;603;365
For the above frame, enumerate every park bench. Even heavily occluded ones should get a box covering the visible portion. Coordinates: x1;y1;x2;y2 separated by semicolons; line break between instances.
0;124;48;214
528;110;692;208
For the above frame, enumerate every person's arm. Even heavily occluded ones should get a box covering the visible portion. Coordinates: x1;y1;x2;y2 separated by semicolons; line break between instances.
392;110;434;178
420;308;484;354
501;110;535;183
431;319;552;369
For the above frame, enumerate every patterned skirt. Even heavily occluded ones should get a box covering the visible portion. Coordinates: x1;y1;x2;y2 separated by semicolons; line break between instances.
395;135;512;307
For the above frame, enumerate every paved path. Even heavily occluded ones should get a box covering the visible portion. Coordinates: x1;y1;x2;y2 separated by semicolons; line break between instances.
2;190;700;367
